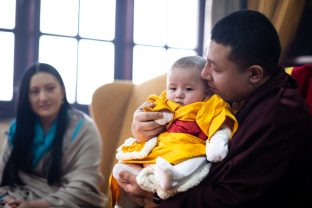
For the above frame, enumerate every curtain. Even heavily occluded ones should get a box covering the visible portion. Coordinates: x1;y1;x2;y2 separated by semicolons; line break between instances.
203;0;243;52
248;0;306;62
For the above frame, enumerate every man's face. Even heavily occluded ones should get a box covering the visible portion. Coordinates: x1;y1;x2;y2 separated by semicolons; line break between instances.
201;41;253;103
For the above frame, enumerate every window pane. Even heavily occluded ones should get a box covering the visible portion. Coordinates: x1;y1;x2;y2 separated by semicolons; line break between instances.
39;35;78;103
132;45;166;84
0;0;16;29
134;0;199;49
167;0;199;48
166;48;197;70
40;0;79;36
79;0;116;40
134;0;166;46
133;47;197;84
0;32;14;101
77;40;114;104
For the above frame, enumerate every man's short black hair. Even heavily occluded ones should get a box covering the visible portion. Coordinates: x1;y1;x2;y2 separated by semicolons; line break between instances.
211;10;281;75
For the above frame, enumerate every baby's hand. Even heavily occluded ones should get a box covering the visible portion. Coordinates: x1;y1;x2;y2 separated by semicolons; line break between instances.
206;127;231;162
155;112;173;125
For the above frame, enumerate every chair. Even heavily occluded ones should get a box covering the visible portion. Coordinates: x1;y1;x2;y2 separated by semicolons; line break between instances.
89;74;166;194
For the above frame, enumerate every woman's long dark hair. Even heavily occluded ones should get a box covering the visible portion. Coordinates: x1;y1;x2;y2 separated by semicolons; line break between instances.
1;63;71;185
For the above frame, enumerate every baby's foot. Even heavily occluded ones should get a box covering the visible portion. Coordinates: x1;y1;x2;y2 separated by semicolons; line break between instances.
155;157;175;190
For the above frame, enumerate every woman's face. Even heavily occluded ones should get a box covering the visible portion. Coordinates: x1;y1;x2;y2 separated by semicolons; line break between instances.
28;72;64;124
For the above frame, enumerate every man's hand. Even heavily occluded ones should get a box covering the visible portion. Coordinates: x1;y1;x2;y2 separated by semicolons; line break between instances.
132;102;166;142
117;170;154;200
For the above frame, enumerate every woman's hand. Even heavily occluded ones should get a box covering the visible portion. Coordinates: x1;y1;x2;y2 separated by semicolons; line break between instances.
132;102;166;142
17;199;50;208
1;195;21;208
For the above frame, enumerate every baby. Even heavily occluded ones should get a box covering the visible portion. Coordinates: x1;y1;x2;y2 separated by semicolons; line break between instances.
111;56;238;207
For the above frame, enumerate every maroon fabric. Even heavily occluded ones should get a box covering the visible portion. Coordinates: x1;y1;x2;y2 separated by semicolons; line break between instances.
160;70;312;208
291;64;312;113
167;120;208;141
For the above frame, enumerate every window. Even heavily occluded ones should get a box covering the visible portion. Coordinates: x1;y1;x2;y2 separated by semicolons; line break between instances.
132;0;200;84
39;0;116;104
0;0;205;117
0;32;14;101
0;0;16;102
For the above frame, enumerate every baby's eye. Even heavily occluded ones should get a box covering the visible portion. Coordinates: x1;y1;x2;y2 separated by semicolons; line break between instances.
169;87;176;91
186;88;193;92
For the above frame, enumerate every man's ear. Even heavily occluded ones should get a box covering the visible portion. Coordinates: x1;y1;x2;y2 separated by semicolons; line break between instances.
247;65;264;84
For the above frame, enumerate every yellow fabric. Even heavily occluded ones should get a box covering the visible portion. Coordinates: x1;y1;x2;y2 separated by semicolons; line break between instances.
247;0;305;61
109;176;119;208
197;95;238;138
121;92;238;165
285;67;294;75
122;132;206;165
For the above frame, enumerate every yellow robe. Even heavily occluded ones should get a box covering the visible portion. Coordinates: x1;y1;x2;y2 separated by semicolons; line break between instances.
119;91;238;165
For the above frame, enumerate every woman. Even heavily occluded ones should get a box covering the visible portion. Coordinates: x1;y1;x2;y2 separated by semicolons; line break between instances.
0;63;107;208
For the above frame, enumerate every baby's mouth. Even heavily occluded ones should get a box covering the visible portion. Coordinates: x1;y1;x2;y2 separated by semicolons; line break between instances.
175;99;183;105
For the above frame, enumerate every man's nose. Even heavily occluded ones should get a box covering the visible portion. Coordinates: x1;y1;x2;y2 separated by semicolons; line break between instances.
201;63;212;81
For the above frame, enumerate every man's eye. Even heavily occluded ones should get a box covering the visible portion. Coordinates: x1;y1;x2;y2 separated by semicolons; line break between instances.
213;67;222;73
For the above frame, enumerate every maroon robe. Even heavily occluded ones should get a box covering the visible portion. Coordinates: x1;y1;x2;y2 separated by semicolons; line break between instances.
160;69;312;208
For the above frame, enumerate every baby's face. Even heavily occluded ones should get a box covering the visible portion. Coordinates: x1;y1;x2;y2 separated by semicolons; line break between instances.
166;67;207;105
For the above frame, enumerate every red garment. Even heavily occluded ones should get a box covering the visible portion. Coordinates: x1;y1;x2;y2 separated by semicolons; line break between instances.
160;69;312;208
167;120;208;141
291;64;312;113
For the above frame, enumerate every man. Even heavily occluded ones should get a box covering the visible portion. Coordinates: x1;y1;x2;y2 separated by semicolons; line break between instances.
118;10;312;208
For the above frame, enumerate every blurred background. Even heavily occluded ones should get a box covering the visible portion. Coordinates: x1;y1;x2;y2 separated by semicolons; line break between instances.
0;0;311;121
